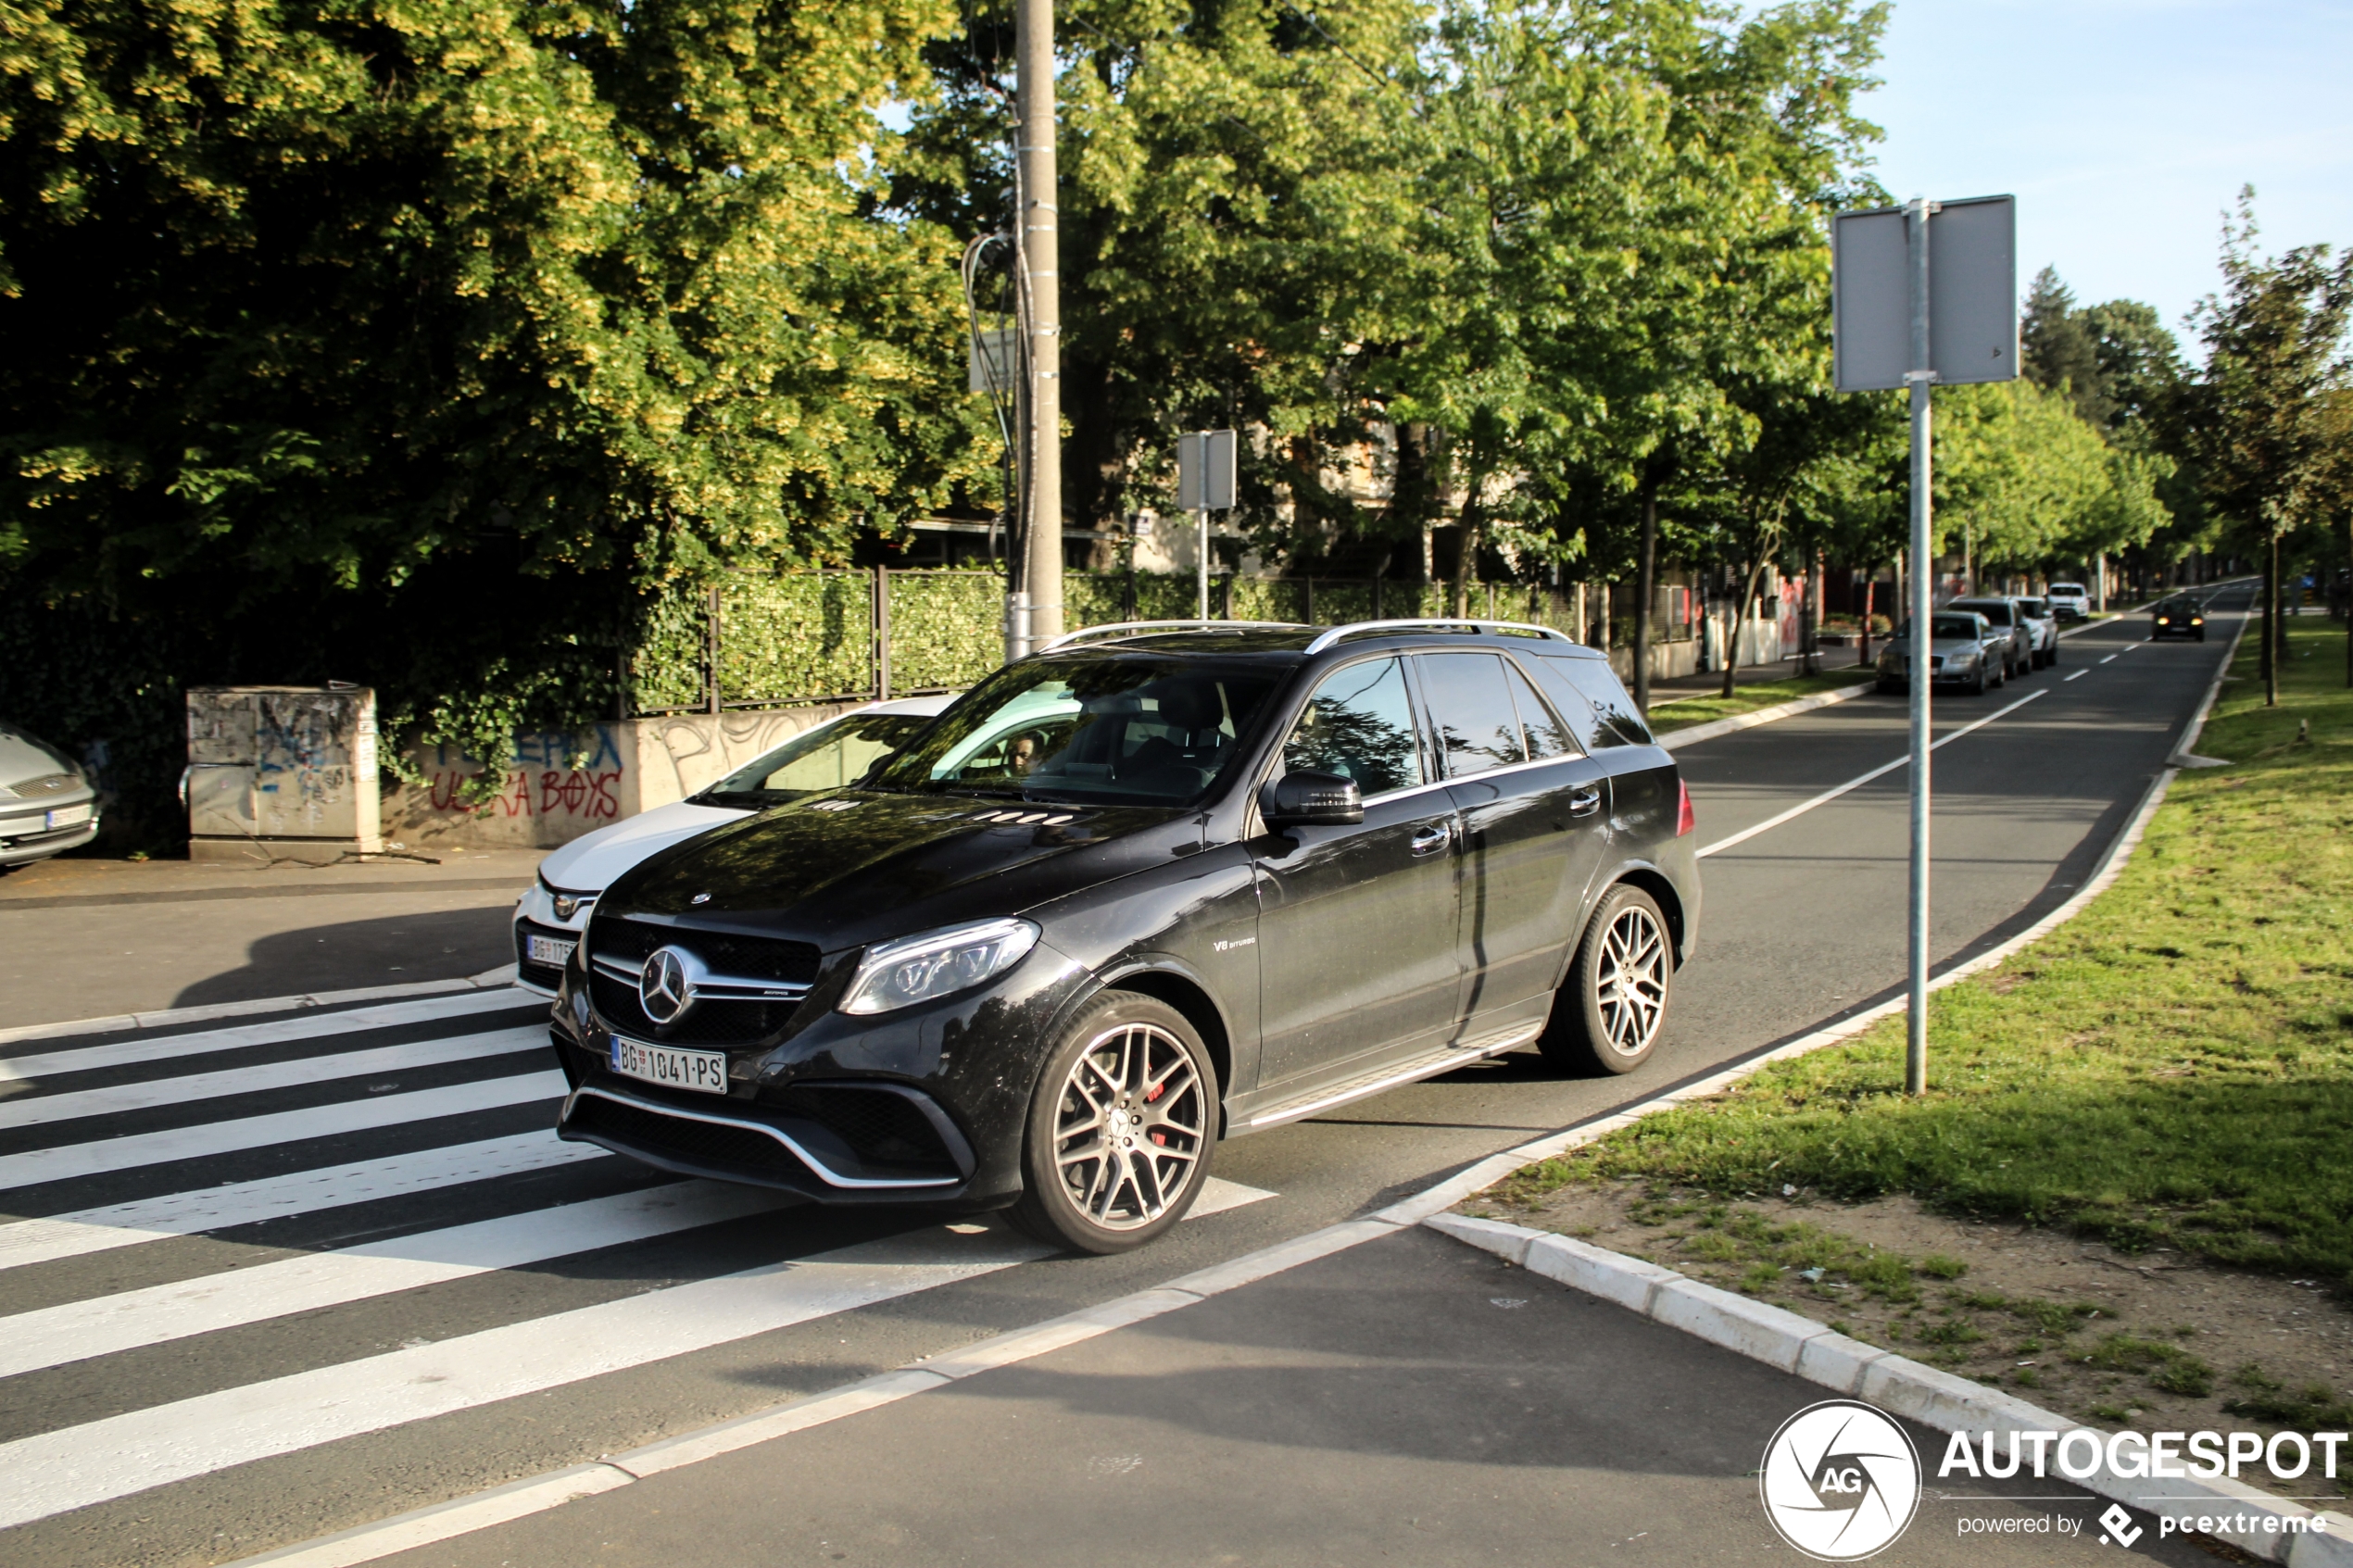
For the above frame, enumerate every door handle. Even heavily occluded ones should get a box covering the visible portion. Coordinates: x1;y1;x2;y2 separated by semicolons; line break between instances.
1567;785;1603;818
1410;822;1453;856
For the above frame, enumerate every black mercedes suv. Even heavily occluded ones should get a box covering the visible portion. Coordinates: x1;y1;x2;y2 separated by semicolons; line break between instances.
547;619;1701;1253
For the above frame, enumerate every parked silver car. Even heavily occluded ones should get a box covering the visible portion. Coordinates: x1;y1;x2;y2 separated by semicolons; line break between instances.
2012;596;2060;668
1875;611;2003;696
1945;597;2035;680
0;724;99;868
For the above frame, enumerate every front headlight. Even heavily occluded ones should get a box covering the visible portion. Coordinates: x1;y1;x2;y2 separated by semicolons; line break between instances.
838;917;1042;1016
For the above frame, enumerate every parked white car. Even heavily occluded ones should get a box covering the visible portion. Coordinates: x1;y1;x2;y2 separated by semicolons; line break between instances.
0;723;98;868
511;696;951;994
2045;583;2092;621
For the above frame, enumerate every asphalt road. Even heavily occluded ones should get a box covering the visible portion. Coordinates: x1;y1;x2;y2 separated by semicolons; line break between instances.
0;589;2249;1568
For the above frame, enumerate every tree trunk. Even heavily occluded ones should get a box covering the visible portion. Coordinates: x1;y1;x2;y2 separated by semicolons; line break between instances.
2264;533;2279;706
1451;502;1482;620
1859;574;1876;667
1721;551;1770;700
1633;484;1659;710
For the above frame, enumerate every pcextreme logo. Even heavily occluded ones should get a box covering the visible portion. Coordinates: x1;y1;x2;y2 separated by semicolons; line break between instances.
1759;1400;1923;1561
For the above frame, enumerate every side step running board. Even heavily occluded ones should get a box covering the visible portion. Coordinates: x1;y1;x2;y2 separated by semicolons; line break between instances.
1246;1018;1545;1130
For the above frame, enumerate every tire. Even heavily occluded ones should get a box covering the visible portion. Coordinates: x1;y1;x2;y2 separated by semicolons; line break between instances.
1004;992;1216;1254
1540;884;1673;1076
1969;662;1988;696
2047;644;2059;668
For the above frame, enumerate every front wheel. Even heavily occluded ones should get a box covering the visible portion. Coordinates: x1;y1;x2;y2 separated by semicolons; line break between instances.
1004;993;1216;1254
1969;662;1988;696
1540;884;1673;1076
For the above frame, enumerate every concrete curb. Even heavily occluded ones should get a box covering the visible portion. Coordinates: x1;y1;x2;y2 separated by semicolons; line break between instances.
0;964;524;1047
1425;1212;2353;1565
1655;681;1877;750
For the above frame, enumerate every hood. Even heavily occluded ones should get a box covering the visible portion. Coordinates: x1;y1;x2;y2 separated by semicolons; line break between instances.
598;789;1199;951
536;799;746;893
0;726;79;794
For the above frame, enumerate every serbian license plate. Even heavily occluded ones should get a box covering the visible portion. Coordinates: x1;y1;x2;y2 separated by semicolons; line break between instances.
525;934;575;966
46;803;93;829
610;1037;729;1095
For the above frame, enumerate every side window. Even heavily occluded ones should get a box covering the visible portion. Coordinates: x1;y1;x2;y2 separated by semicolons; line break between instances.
1531;654;1652;748
1503;659;1580;759
1281;657;1424;797
1416;652;1527;777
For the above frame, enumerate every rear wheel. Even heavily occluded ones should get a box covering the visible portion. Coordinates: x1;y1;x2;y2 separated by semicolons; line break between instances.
1005;993;1215;1254
1969;662;1988;696
1540;884;1673;1076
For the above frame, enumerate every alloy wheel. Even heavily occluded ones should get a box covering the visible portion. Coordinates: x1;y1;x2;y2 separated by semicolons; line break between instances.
1048;1022;1207;1231
1593;905;1668;1058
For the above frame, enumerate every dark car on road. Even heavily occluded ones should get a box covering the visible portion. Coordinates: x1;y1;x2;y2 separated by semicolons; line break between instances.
2149;596;2206;642
546;620;1701;1253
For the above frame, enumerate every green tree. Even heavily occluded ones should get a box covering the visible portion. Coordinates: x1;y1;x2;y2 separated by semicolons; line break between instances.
2177;190;2353;703
1;0;986;826
2021;265;2106;424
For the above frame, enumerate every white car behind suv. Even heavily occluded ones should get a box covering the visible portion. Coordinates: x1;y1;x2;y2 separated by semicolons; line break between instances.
2045;583;2091;621
511;696;950;994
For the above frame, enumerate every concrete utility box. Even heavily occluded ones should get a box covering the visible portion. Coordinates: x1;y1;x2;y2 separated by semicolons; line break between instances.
186;686;383;863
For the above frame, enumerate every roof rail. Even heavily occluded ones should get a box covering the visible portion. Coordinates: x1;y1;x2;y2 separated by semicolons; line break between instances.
1302;619;1578;656
1035;620;1308;653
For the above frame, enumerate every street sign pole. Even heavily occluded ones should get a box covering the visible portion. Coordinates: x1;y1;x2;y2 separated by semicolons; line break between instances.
1176;430;1237;621
1905;198;1934;1097
1832;191;2015;1098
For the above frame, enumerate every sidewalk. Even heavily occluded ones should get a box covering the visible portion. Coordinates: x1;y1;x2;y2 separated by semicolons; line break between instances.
366;1224;2210;1568
0;848;543;1028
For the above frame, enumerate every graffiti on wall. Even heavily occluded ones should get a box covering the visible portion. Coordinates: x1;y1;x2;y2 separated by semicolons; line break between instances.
415;727;627;826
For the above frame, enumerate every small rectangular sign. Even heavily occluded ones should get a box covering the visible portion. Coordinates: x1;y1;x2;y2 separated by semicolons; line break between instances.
1176;430;1237;511
1832;195;2018;391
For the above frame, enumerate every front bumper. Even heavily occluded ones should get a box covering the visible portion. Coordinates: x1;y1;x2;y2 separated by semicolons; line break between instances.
1877;659;1982;688
512;882;594;996
0;810;98;865
547;934;1094;1208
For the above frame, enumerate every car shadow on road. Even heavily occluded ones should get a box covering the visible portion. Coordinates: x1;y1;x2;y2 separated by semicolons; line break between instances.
170;905;516;1008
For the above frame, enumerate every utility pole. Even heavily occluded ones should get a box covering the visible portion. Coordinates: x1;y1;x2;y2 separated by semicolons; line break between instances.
1903;195;1934;1098
1013;0;1063;654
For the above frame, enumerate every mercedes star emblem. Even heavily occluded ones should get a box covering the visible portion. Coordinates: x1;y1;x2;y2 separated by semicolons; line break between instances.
639;946;697;1024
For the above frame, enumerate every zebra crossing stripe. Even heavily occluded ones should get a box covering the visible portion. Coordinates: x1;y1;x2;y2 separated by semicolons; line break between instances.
0;1224;1044;1531
0;1179;794;1379
0;989;535;1085
0;1070;566;1191
0;1133;609;1273
0;1026;548;1131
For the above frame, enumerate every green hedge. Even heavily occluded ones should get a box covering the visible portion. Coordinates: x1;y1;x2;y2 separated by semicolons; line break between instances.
629;571;1585;714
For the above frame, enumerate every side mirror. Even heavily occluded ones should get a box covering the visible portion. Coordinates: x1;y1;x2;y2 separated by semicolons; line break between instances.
1261;770;1364;828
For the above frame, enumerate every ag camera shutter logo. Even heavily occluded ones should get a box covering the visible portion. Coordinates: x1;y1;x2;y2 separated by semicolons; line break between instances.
1759;1399;1921;1561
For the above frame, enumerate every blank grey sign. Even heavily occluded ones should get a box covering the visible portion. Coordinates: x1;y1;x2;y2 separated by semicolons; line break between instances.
1833;207;1911;392
1832;197;2017;391
1927;195;2017;385
1176;429;1237;511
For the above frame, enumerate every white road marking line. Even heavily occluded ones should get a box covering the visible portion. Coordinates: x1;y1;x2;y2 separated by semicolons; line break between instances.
0;1225;1044;1532
0;971;522;1051
0;1181;792;1379
2100;654;2118;663
1189;1177;1274;1218
0;989;534;1085
0;1134;609;1273
0;1072;565;1192
2065;670;2087;682
1696;689;2049;860
0;1026;547;1132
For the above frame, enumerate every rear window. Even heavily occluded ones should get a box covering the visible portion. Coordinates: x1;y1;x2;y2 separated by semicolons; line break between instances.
1529;653;1652;749
2049;583;2084;596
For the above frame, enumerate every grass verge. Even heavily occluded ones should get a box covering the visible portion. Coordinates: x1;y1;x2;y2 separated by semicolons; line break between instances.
1646;668;1876;734
1502;611;2353;1283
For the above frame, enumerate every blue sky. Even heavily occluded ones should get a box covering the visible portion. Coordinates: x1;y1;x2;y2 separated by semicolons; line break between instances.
1859;1;2353;352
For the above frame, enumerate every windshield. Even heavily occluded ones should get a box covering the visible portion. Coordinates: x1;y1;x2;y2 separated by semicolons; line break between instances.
2017;598;2047;616
1904;616;1984;642
695;713;935;807
868;656;1280;807
1952;600;2013;625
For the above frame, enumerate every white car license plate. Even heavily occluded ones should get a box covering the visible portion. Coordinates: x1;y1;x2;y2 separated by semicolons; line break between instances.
525;934;575;966
46;803;92;829
610;1037;729;1096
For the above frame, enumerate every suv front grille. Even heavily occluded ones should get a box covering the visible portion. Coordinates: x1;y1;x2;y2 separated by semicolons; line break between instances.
589;971;791;1046
591;918;821;985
